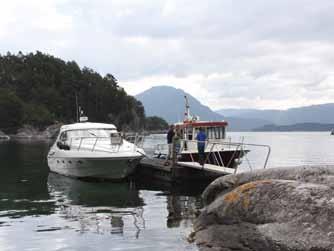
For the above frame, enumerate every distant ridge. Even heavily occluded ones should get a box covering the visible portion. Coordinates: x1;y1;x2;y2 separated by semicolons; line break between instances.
135;86;270;131
135;86;334;131
216;103;334;125
135;86;223;123
253;123;334;132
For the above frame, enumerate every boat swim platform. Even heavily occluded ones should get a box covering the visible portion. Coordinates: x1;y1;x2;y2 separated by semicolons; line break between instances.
136;157;236;183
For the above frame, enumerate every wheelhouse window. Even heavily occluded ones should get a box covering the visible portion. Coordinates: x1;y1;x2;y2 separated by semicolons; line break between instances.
184;127;193;140
206;127;225;140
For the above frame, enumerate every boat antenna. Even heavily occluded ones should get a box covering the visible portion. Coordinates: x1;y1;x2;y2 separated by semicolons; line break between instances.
75;93;79;122
184;95;191;121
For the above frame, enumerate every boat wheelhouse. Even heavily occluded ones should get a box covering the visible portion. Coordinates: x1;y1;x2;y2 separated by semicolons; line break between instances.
155;96;249;169
175;120;248;168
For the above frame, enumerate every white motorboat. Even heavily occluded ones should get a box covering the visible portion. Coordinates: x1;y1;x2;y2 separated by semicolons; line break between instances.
47;122;145;180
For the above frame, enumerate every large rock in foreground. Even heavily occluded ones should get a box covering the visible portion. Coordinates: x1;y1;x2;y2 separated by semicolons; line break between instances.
191;165;334;251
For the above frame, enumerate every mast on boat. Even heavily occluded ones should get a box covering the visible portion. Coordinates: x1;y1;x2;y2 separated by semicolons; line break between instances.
184;95;191;122
75;93;88;123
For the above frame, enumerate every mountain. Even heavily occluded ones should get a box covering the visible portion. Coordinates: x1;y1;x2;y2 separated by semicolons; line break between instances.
135;86;269;131
224;117;271;131
136;86;223;123
253;123;334;132
216;103;334;125
136;86;334;131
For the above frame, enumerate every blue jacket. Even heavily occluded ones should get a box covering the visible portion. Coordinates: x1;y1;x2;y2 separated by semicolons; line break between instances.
196;131;206;144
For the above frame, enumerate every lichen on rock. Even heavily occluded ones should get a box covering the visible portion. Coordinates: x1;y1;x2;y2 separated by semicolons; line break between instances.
192;165;334;251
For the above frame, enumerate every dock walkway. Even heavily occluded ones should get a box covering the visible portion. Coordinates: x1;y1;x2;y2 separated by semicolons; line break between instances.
136;157;235;183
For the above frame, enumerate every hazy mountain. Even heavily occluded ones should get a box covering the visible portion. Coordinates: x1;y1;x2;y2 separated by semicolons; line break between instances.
224;117;271;131
253;123;334;132
135;86;270;131
136;86;223;123
136;86;334;131
216;103;334;125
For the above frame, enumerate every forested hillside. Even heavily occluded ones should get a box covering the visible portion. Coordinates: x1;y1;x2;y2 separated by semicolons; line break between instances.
0;51;150;133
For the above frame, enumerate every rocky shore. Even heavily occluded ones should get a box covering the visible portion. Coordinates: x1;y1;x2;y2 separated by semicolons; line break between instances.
0;130;10;140
9;123;62;139
190;165;334;251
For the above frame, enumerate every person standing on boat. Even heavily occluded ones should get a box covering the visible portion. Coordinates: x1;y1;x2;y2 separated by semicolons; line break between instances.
166;124;175;160
169;125;182;165
196;127;206;166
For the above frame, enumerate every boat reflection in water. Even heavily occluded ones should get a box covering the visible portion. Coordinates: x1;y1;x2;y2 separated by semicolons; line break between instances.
135;178;206;229
166;195;202;228
47;173;145;237
48;172;205;237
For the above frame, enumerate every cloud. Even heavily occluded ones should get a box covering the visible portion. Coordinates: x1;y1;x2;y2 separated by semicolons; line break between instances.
1;0;334;109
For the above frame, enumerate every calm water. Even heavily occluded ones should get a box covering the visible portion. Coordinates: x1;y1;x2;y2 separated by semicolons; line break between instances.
1;132;334;251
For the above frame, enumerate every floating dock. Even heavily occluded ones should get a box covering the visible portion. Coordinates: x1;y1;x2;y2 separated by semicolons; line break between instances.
136;157;235;183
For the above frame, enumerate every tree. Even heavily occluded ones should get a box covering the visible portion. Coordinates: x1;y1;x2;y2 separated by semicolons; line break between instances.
145;116;169;131
0;51;147;131
0;88;23;132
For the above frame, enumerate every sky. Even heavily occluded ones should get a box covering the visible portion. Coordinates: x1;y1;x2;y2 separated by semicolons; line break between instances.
1;0;334;110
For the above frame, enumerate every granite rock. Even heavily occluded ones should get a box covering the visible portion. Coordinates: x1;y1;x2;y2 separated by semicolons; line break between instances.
191;166;334;251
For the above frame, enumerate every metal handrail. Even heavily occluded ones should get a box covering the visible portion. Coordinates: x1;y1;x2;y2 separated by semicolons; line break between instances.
125;134;145;148
71;136;118;152
155;139;271;172
61;134;144;153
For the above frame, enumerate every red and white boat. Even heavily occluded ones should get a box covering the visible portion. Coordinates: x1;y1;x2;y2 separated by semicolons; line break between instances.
155;96;249;169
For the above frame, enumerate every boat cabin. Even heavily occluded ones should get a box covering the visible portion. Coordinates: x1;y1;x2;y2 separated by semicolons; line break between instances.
177;95;228;142
175;121;228;141
56;122;121;150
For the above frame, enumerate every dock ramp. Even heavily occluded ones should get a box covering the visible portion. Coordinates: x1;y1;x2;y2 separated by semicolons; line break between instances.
177;161;235;175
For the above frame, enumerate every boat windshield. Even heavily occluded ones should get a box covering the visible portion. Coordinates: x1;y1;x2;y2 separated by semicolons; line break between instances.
64;129;117;139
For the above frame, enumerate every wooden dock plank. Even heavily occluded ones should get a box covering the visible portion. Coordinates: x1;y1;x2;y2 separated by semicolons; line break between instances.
137;157;235;183
177;161;236;175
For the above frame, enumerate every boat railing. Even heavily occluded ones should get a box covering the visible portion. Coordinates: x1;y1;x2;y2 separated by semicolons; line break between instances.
178;139;271;172
64;134;144;153
124;134;145;148
67;136;120;152
153;139;271;173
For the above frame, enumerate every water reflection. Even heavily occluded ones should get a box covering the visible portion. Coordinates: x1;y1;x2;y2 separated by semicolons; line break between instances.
0;140;202;250
47;173;204;236
0;140;54;219
166;195;202;228
135;178;205;229
47;173;145;237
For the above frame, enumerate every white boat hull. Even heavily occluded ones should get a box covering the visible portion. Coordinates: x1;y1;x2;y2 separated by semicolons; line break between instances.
47;155;141;180
47;122;145;180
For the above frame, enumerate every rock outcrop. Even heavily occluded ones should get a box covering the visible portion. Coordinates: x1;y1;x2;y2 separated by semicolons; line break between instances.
41;123;62;138
0;130;10;140
191;165;334;251
12;123;61;139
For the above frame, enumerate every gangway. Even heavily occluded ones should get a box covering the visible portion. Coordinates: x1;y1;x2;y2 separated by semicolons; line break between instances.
177;161;236;175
